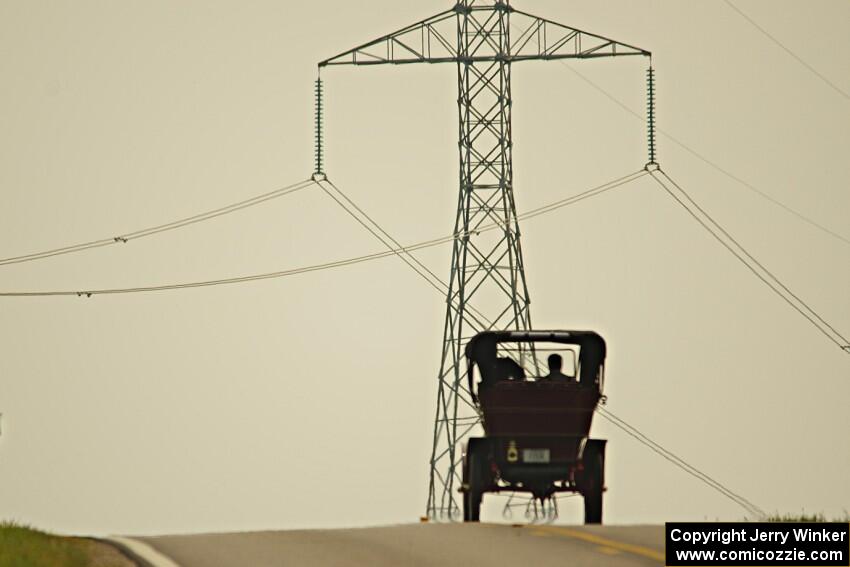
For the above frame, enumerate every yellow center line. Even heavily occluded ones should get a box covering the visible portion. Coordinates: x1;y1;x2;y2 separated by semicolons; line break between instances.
597;545;623;555
529;526;666;562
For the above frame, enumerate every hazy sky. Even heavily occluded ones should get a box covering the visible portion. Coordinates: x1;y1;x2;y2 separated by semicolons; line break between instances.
1;1;848;535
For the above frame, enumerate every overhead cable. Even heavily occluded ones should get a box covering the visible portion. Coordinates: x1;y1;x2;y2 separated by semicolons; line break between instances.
515;170;647;223
723;0;850;101
597;406;767;519
650;168;849;354
550;59;850;250
0;235;453;298
0;170;646;298
316;177;492;329
0;178;314;267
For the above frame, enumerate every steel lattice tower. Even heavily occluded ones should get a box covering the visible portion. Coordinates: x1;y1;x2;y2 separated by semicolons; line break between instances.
319;1;649;520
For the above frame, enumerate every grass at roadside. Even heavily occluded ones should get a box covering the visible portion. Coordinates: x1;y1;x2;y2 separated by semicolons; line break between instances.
0;521;132;567
767;512;850;522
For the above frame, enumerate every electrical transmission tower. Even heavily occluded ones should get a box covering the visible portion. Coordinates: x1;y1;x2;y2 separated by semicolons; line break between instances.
319;1;649;520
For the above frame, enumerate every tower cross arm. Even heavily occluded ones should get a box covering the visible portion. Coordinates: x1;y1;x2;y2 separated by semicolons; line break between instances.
319;8;459;67
319;5;650;68
509;9;650;61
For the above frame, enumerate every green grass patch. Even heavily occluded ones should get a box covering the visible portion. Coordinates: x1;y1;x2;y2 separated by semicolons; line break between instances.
0;521;128;567
767;512;850;523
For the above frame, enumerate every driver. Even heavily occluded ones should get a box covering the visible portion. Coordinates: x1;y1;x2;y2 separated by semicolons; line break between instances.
540;353;573;382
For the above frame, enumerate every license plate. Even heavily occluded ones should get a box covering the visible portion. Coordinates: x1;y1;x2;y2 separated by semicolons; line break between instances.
522;448;550;464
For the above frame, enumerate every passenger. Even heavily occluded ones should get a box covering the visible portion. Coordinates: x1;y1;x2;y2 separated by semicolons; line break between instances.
470;334;527;390
540;353;574;382
494;356;525;382
480;356;525;389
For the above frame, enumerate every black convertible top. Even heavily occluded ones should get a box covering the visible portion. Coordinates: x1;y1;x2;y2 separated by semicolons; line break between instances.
465;330;606;359
465;330;607;400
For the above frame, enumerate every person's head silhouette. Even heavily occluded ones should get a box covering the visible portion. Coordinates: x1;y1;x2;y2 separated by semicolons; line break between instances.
548;353;563;373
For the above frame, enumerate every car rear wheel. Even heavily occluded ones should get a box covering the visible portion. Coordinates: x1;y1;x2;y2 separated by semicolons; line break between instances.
463;441;486;522
582;443;605;524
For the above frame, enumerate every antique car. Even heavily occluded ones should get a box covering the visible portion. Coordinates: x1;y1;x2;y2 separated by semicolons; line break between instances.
462;330;607;523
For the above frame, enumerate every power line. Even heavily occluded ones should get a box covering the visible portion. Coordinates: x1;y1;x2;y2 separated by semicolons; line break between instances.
650;168;849;353
0;170;646;298
723;0;850;101
597;406;766;519
321;177;447;291
516;170;647;223
317;179;448;295
316;177;491;329
552;60;850;250
0;236;453;298
0;178;315;267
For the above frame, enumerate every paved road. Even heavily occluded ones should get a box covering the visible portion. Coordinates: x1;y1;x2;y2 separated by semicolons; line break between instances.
125;524;665;567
